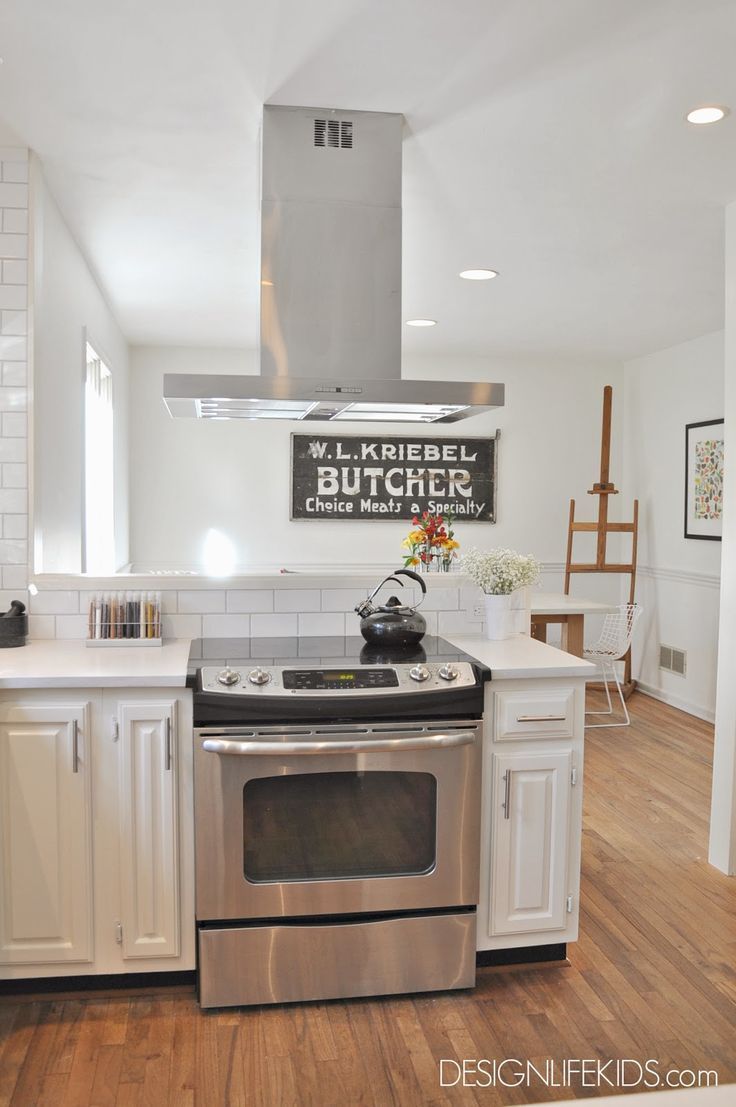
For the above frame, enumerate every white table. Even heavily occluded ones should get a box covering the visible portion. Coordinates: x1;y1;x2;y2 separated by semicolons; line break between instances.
530;591;617;656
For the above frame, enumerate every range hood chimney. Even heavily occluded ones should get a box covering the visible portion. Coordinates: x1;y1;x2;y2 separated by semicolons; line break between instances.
163;105;504;423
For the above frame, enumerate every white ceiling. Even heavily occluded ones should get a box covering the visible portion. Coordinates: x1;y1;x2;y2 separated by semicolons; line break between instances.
2;0;736;361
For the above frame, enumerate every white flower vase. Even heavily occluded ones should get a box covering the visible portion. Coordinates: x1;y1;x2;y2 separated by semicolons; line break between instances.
483;593;515;641
508;585;531;637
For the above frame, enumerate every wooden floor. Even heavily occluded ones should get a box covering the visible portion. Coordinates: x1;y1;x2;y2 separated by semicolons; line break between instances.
2;692;736;1106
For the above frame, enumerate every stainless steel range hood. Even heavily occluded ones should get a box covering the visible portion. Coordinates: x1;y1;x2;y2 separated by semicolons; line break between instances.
163;105;504;424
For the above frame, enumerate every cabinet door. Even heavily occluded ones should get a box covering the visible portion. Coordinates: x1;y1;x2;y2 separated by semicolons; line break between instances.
0;703;93;964
118;700;180;959
490;748;572;936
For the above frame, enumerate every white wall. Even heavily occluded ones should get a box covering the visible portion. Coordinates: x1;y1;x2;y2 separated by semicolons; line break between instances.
710;204;736;873
623;331;724;720
129;346;624;583
31;160;129;573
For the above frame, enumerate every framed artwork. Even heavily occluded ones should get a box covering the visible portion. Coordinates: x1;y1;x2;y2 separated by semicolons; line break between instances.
684;418;724;541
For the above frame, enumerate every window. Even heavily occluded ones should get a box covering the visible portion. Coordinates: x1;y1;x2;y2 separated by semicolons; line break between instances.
84;342;115;573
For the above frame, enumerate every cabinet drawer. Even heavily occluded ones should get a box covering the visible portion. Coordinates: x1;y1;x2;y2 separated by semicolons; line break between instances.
493;688;575;741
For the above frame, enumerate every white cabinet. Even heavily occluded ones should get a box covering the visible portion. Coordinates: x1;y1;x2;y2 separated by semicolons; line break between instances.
0;688;194;980
490;748;572;935
478;677;584;951
117;699;180;959
0;702;93;965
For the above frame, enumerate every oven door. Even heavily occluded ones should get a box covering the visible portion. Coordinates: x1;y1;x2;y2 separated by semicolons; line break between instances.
194;720;481;921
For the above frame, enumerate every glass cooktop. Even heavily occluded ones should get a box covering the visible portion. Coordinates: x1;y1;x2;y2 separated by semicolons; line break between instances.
187;635;489;688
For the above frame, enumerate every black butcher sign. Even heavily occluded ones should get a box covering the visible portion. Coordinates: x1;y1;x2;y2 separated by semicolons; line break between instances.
290;433;498;522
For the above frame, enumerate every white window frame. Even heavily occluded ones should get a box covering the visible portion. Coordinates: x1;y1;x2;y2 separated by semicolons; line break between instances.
83;338;115;574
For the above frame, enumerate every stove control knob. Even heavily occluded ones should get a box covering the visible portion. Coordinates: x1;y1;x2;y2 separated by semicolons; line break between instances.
409;664;431;683
248;667;271;686
438;663;459;682
217;667;241;686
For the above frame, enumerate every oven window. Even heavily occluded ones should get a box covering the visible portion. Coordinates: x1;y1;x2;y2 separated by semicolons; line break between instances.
243;771;437;883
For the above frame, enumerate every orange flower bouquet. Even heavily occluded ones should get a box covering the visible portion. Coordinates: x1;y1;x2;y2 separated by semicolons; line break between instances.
401;511;460;572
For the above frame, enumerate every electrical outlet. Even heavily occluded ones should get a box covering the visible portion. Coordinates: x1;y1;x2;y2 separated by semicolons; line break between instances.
471;600;484;621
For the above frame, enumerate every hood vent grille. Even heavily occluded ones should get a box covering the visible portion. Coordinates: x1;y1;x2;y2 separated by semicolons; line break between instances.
314;118;353;148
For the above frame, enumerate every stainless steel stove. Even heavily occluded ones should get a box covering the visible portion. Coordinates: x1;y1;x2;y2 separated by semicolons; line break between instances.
190;636;489;1009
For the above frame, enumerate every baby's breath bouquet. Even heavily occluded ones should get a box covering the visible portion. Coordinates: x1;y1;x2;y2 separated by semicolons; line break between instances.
462;547;540;595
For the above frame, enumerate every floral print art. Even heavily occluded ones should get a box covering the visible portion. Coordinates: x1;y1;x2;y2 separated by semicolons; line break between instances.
694;438;724;520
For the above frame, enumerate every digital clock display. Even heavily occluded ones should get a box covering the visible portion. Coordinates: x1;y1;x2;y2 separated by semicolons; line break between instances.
282;668;400;689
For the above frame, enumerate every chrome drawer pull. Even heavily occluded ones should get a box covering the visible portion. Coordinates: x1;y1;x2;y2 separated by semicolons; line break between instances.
515;713;567;723
165;717;173;771
203;731;475;756
502;770;512;819
72;719;79;773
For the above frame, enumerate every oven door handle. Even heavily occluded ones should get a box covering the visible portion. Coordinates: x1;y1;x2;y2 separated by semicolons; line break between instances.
202;731;476;756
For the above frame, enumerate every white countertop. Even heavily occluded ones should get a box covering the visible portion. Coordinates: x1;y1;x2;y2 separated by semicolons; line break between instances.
0;633;593;689
531;590;617;615
0;639;192;688
443;633;596;678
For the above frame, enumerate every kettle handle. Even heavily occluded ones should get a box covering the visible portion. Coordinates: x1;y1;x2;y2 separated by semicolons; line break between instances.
393;568;427;606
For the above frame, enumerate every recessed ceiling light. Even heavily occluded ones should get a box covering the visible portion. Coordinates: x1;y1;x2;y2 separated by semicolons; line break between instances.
406;318;436;327
459;269;498;280
686;105;729;125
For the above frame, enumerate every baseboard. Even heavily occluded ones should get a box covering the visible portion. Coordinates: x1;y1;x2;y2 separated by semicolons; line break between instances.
476;943;566;967
0;969;196;1000
636;682;714;723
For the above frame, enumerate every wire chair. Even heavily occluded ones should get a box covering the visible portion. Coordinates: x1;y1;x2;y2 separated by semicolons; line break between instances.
583;603;642;728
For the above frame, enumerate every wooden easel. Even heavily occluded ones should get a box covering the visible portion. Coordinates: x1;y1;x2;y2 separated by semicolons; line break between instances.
564;385;639;690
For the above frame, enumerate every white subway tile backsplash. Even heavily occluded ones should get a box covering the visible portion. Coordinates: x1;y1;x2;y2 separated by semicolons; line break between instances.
2;260;27;284
2;210;27;234
202;613;252;637
177;589;226;613
55;615;89;640
0;235;27;260
438;610;474;636
275;589;320;613
321;588;364;612
3;514;26;539
0;489;26;513
1;362;26;387
1;160;29;183
0;338;26;362
0;438;24;462
0;285;26;310
30;590;80;614
1;413;25;437
0;538;25;565
298;612;345;636
162;613;202;639
250;613;298;637
1;565;27;588
28;614;56;639
422;587;460;611
0;387;25;412
226;589;274;613
0;183;28;208
2;463;26;489
1;311;26;336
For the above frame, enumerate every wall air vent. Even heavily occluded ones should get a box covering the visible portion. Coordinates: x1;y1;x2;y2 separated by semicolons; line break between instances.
659;644;687;676
314;118;353;148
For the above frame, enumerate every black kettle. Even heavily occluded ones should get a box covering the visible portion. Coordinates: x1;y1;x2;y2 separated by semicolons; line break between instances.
355;569;427;648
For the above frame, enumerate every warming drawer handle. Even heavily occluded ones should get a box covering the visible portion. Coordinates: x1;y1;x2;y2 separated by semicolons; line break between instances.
202;732;476;757
515;714;567;723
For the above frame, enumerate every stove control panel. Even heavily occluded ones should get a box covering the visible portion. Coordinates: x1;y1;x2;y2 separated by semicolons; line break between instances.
200;661;479;697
